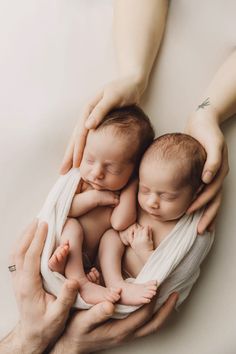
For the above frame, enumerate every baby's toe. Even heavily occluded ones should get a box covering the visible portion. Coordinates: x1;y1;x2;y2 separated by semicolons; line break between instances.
108;290;120;303
89;272;97;283
142;297;151;304
145;290;156;299
86;274;92;282
148;280;157;286
92;268;100;277
56;253;63;262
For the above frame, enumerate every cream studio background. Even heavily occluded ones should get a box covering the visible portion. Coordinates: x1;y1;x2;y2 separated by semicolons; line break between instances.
0;1;236;353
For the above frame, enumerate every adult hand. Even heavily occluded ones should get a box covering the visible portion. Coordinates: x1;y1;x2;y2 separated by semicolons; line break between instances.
60;75;145;174
51;292;178;354
185;106;229;234
9;220;80;354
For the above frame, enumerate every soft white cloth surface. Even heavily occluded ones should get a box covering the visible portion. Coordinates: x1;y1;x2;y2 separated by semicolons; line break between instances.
39;168;214;318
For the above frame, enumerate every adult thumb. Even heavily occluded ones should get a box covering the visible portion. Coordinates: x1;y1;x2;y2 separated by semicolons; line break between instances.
82;301;115;332
55;279;80;315
202;144;223;184
85;97;114;129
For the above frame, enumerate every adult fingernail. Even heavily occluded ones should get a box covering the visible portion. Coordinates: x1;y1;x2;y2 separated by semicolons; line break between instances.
202;170;213;184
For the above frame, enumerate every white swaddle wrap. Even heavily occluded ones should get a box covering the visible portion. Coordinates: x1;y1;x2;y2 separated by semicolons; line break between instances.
39;168;214;318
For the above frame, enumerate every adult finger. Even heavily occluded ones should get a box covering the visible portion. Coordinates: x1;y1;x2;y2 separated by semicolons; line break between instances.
24;222;48;273
107;296;159;343
197;190;222;234
187;146;228;214
72;127;88;168
12;219;39;270
85;94;117;129
60;135;75;174
79;301;115;333
207;216;217;233
202;142;223;184
134;293;178;338
61;91;101;172
53;279;80;317
71;92;104;167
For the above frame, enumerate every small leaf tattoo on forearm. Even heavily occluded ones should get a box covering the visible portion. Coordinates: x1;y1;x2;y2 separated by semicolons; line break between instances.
196;97;210;110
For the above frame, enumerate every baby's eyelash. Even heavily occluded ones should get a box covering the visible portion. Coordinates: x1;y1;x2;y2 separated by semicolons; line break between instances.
106;168;121;175
140;188;150;194
160;194;176;201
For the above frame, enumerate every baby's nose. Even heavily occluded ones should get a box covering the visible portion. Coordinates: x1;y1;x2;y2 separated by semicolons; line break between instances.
147;195;159;208
91;165;104;180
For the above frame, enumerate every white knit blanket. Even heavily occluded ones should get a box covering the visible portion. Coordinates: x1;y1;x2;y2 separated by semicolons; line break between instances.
39;168;214;318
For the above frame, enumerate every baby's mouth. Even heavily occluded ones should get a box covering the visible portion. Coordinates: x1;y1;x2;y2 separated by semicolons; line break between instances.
88;180;104;189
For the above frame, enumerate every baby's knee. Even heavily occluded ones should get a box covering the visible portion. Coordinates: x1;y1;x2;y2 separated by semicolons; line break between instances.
100;228;119;244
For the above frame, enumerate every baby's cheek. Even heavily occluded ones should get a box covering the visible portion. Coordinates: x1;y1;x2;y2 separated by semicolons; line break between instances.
138;193;145;208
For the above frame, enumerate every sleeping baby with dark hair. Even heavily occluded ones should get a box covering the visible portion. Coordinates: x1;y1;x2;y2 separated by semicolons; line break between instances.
48;105;158;305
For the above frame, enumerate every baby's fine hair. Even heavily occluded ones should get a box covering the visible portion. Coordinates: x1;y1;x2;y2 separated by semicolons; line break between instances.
97;105;155;163
141;133;206;192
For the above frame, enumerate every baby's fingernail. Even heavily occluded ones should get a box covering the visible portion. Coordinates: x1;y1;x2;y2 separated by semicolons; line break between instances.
202;170;213;184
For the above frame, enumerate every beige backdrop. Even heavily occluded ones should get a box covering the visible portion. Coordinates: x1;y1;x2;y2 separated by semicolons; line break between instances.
0;1;236;353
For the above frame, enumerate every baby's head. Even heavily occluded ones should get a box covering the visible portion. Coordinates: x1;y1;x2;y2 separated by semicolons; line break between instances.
80;105;154;191
138;133;206;221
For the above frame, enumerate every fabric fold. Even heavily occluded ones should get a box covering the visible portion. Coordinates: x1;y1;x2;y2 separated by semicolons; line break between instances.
39;169;214;318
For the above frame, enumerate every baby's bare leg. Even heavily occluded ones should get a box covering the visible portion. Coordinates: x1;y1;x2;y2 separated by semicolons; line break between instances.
49;218;86;278
49;218;121;304
99;229;157;306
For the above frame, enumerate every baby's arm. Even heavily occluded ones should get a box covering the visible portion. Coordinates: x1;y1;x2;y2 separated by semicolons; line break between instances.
69;190;119;217
110;178;138;231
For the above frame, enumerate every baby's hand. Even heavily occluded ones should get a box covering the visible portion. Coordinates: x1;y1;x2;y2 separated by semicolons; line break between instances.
95;190;120;207
130;226;154;263
119;223;140;246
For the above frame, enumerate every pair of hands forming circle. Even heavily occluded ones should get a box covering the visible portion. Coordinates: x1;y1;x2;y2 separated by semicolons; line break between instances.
60;78;229;235
9;219;178;353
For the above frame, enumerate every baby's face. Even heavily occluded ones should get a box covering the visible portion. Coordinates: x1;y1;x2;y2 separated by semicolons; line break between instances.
80;129;135;191
138;160;194;221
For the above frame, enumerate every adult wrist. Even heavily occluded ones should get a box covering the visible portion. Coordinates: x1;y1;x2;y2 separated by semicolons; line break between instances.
118;69;149;98
194;100;222;125
1;323;47;354
49;334;83;354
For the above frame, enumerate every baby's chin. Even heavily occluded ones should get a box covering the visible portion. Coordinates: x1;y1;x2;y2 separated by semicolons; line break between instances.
146;210;185;222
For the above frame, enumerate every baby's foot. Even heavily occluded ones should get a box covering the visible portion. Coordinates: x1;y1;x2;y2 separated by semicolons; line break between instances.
78;277;121;305
86;267;101;284
116;280;157;306
48;241;69;274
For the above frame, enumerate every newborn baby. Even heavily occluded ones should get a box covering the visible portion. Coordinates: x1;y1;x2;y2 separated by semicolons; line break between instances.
48;105;157;305
98;133;206;305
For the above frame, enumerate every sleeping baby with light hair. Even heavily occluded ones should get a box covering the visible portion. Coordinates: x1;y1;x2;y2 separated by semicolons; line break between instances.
98;133;208;304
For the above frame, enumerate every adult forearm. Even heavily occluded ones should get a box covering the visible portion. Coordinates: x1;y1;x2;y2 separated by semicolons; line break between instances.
198;50;236;123
114;0;168;93
0;324;45;354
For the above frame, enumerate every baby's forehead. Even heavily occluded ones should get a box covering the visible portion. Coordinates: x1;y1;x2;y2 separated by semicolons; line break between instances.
139;158;191;188
86;128;136;163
